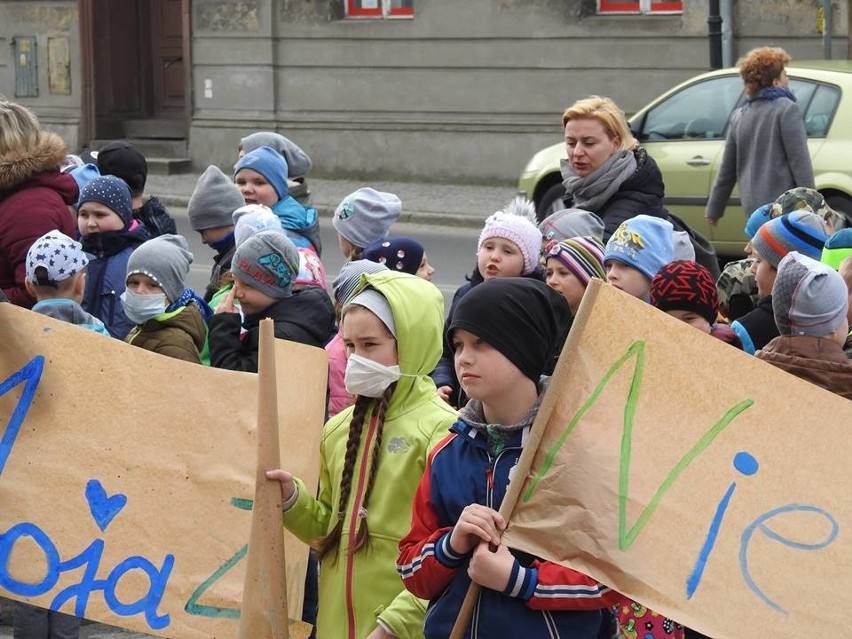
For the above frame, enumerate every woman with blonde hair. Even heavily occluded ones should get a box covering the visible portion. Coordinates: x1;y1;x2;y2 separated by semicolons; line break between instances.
705;46;814;226
0;99;78;308
560;95;668;240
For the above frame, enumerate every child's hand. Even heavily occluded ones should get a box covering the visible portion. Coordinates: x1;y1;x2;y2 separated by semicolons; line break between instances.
215;287;238;315
436;385;452;403
449;504;505;555
265;469;296;504
467;542;515;592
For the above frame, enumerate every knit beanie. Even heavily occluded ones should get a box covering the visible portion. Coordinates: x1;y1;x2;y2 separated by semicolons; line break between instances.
233;146;289;200
650;260;720;325
362;237;425;276
538;208;604;244
294;247;327;289
716;257;759;321
751;210;828;268
347;289;396;337
95;141;148;194
333;188;402;249
126;234;193;303
240;132;312;178
744;203;774;240
79;175;134;226
772;251;849;336
232;203;280;247
68;163;100;204
331;259;389;305
479;197;542;276
231;229;300;299
821;228;852;271
26;231;88;286
187;165;245;231
449;277;561;382
672;231;696;261
545;236;605;286
604;215;674;281
771;187;842;229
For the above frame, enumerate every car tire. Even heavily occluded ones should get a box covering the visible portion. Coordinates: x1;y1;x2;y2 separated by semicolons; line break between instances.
825;193;852;228
536;182;566;223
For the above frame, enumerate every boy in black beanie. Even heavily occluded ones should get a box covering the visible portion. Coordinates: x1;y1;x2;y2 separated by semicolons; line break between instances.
398;277;616;639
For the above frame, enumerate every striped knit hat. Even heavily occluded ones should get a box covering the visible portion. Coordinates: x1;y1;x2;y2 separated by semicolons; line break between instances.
650;260;719;325
821;228;852;271
545;236;605;286
751;210;828;268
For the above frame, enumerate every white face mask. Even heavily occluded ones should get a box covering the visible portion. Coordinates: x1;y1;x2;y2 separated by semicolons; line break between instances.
344;353;405;398
121;288;167;325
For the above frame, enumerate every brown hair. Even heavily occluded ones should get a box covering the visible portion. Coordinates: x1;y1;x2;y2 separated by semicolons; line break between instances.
738;46;791;96
561;95;636;151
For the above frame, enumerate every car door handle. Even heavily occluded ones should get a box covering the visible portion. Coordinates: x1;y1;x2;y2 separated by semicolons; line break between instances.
687;156;711;167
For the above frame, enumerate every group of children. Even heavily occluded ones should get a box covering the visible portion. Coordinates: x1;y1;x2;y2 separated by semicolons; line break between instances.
5;102;852;639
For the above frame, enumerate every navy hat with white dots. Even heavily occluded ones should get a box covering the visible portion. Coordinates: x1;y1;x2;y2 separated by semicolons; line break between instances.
79;175;134;226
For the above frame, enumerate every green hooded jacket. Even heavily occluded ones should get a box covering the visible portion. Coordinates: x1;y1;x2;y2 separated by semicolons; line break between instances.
283;271;458;639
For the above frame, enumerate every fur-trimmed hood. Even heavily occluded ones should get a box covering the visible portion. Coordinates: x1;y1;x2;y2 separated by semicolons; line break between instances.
0;132;68;192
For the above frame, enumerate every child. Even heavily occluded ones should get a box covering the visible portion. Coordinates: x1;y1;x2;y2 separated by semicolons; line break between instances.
207;228;335;372
732;210;828;354
332;188;402;259
326;260;389;418
840;257;852;358
756;251;852;398
363;237;435;280
237;131;312;205
95;141;177;237
538;208;604;254
123;234;209;364
24;231;109;336
77;174;149;339
603;214;674;301
266;270;458;638
397;277;616;638
651;260;742;348
186;165;248;303
544;236;605;314
233;146;322;255
433;197;543;406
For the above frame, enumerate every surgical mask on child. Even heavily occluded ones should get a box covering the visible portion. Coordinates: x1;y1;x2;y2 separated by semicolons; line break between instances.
121;288;167;325
344;353;413;398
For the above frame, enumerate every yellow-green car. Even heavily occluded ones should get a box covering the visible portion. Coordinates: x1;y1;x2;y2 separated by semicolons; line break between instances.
518;61;852;256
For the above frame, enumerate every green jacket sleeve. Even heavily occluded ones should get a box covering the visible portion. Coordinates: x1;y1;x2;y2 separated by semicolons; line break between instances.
377;588;428;639
281;476;333;546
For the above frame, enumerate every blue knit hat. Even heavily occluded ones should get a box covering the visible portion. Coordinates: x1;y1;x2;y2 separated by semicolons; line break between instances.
751;210;828;268
363;237;425;275
78;175;133;226
604;215;674;281
744;203;774;240
233;146;289;201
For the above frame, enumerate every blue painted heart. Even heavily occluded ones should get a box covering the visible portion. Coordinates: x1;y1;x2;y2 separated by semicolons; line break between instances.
85;479;127;532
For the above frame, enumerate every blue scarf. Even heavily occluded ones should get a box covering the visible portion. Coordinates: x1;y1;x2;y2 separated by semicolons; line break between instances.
747;86;796;104
210;231;235;256
166;288;214;321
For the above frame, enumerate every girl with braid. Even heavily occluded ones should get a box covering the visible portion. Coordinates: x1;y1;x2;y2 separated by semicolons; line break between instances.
267;270;458;639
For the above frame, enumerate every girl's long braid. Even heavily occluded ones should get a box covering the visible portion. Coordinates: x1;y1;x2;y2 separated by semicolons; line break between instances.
316;394;372;561
350;383;395;554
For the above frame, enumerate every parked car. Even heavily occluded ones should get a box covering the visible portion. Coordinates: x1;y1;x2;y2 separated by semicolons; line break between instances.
518;61;852;256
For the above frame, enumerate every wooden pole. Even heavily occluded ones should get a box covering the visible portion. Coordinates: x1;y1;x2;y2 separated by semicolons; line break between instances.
448;281;604;638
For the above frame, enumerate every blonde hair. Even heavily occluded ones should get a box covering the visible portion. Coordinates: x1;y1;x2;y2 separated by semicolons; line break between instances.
738;47;791;96
0;100;41;156
561;96;635;151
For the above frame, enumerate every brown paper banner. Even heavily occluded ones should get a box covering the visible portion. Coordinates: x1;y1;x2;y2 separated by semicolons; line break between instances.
502;279;852;639
0;303;326;638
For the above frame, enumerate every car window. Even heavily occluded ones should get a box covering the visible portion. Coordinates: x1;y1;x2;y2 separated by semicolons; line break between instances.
796;82;840;137
637;76;744;142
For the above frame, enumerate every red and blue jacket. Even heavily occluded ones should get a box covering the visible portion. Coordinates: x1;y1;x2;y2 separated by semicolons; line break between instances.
397;419;618;639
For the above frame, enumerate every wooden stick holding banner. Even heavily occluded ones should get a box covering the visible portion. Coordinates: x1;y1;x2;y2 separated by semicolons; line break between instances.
448;282;604;639
238;320;312;639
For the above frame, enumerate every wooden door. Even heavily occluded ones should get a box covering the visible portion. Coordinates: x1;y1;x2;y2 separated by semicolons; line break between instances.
149;0;184;117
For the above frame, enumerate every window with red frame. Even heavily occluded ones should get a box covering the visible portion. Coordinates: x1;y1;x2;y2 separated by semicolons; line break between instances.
598;0;682;14
347;0;413;18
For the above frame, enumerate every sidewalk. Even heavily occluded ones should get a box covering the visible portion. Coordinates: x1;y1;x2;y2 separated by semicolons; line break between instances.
146;172;521;227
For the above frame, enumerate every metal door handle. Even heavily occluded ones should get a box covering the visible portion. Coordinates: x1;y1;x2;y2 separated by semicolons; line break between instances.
687;156;711;167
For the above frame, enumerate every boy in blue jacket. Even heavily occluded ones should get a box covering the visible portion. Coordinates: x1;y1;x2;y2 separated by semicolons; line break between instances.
398;277;616;639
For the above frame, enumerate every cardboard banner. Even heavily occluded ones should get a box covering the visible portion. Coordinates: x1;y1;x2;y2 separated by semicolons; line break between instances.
0;303;327;638
502;280;852;639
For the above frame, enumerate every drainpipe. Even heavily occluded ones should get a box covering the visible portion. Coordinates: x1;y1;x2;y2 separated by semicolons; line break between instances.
708;0;723;70
822;0;833;60
720;0;735;67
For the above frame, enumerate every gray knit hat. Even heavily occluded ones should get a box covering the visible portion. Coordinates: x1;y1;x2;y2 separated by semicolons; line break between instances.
672;230;696;261
240;132;312;178
772;251;849;337
126;234;193;303
538;208;604;244
332;259;388;306
231;229;299;299
187;165;245;231
332;188;402;249
348;289;396;337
